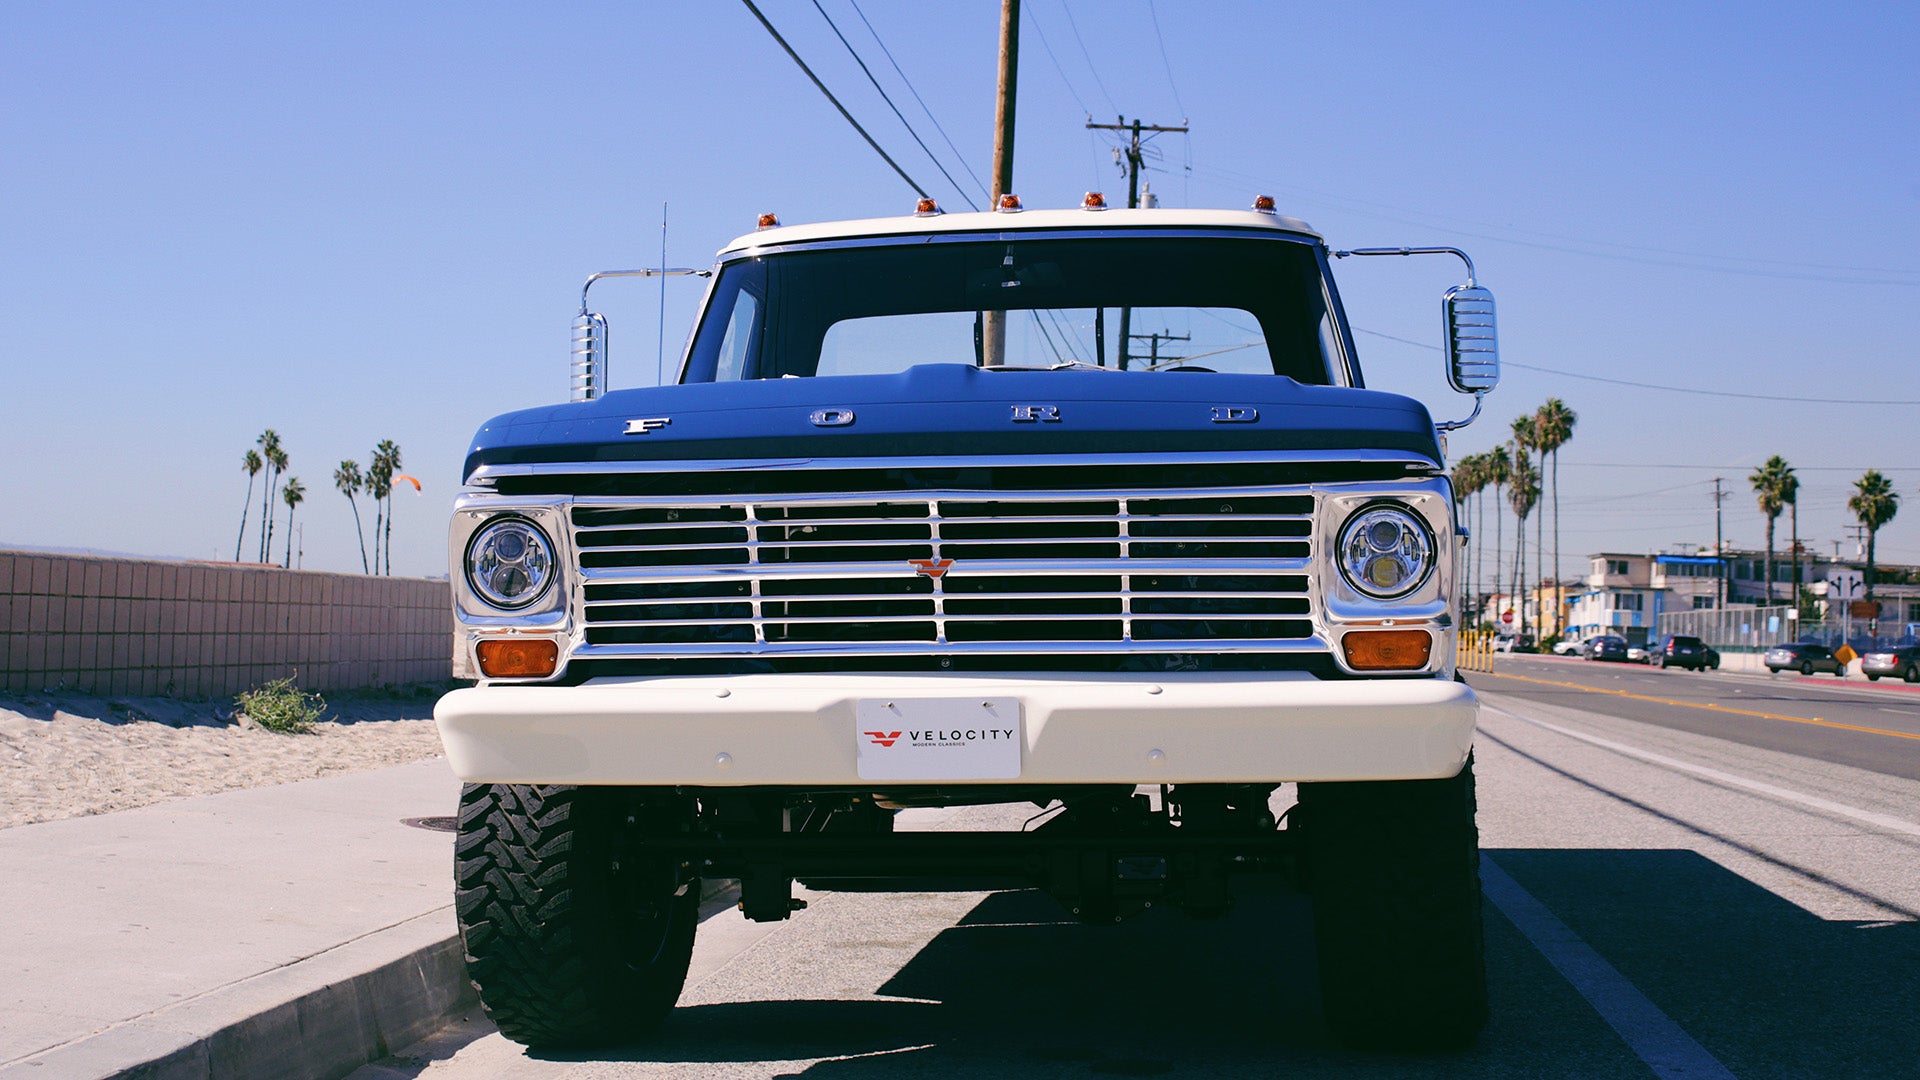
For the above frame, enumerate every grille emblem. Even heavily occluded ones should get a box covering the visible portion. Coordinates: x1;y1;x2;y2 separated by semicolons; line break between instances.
909;558;954;579
810;408;856;427
623;417;671;435
1010;405;1062;422
1210;406;1259;423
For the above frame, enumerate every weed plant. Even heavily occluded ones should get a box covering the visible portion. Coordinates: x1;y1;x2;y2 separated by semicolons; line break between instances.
235;676;326;734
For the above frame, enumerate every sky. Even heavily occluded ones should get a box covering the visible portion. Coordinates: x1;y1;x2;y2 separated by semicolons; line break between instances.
3;1;1916;583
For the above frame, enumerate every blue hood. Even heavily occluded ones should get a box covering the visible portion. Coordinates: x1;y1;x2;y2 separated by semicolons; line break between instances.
464;364;1440;480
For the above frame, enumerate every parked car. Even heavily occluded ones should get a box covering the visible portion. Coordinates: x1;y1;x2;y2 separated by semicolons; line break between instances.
1551;638;1585;656
1652;635;1719;672
1584;635;1628;662
1861;645;1920;683
1626;644;1650;664
1763;643;1847;677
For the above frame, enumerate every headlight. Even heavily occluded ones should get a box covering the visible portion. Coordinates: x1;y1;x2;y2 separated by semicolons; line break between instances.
465;518;556;610
1337;504;1434;599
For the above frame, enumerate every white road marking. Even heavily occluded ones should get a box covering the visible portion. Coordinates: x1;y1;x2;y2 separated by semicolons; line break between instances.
1481;856;1737;1080
1878;708;1920;717
1486;704;1920;838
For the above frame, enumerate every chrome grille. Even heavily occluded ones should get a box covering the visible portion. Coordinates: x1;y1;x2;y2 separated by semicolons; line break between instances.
572;491;1318;654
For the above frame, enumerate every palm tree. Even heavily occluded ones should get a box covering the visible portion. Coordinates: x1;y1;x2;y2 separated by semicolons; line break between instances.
255;430;282;562
1512;415;1546;633
1779;463;1800;610
1533;399;1577;629
368;440;399;575
1459;454;1486;624
1484;444;1512;624
1749;456;1792;605
263;440;289;566
334;460;370;573
1509;453;1541;639
236;449;263;561
1848;470;1900;614
1451;454;1485;617
281;477;306;569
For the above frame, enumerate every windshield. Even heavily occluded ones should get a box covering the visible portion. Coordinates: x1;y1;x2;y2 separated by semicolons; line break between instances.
682;235;1345;384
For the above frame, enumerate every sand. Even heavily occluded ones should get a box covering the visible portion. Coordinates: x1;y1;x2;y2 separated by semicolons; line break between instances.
0;686;453;830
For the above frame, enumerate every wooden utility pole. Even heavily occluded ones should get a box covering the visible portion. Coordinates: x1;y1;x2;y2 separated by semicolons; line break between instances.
1713;477;1727;607
1085;115;1187;368
982;0;1019;366
990;0;1018;203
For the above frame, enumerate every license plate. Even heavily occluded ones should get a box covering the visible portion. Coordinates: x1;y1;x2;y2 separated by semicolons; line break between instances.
855;697;1022;780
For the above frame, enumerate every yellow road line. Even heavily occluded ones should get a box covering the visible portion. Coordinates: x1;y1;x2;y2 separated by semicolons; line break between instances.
1478;669;1920;743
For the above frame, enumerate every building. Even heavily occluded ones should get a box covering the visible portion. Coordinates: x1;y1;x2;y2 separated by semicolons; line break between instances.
1565;547;1920;648
1564;553;1666;647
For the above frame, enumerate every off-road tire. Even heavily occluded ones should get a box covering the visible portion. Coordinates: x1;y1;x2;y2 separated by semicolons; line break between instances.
455;783;698;1049
1297;756;1488;1051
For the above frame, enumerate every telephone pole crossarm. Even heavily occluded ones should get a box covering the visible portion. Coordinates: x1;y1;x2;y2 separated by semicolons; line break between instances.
1084;115;1188;369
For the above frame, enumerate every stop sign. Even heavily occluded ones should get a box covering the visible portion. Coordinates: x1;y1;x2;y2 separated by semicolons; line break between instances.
1501;610;1514;624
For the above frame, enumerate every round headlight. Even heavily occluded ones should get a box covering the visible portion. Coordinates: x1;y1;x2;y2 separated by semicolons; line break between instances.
1337;504;1434;600
466;518;556;610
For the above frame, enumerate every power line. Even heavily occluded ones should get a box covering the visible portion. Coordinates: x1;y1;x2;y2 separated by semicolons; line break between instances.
1352;327;1920;405
1195;164;1920;286
1058;1;1119;115
1145;0;1187;118
846;0;990;203
810;0;978;209
1553;462;1920;472
1022;3;1093;118
1502;361;1920;405
740;0;929;200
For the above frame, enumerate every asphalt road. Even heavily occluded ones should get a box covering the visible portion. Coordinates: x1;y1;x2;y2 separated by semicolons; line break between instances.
352;660;1920;1079
1476;652;1920;781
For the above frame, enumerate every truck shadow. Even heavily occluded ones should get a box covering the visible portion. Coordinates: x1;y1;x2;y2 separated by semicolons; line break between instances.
524;847;1917;1077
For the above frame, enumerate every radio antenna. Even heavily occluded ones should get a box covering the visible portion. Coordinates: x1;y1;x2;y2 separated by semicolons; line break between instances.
658;202;669;386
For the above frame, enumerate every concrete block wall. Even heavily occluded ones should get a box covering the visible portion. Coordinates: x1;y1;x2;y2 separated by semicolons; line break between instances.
0;550;453;698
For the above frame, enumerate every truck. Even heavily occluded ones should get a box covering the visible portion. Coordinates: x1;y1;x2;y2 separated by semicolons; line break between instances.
435;193;1500;1051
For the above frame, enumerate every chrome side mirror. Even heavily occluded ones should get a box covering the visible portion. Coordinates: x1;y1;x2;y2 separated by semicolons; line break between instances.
571;312;608;402
1444;283;1498;394
569;267;712;401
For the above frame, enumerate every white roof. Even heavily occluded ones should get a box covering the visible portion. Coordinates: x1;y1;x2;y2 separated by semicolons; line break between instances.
720;205;1320;255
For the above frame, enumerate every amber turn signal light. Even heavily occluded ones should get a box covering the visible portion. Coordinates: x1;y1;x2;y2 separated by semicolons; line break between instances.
476;638;559;679
1341;629;1432;671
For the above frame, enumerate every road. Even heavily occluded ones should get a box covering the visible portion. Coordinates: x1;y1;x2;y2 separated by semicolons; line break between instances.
353;656;1920;1079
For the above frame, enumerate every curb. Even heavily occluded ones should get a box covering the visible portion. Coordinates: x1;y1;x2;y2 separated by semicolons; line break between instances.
1;913;473;1080
3;880;745;1080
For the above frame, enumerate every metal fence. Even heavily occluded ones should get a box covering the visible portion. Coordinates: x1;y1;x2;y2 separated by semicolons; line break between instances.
1657;606;1920;653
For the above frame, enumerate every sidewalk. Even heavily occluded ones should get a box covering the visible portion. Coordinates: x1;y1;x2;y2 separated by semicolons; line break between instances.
0;759;470;1080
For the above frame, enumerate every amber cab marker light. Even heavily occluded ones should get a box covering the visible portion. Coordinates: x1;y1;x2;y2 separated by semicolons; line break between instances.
1252;194;1277;213
914;198;942;216
477;639;560;679
1342;629;1432;671
997;193;1023;212
756;212;780;230
1082;192;1107;210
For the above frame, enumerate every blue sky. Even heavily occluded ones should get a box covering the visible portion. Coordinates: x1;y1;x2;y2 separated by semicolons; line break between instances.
3;1;1916;582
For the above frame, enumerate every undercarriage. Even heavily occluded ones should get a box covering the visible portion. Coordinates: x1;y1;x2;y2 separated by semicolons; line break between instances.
664;784;1290;924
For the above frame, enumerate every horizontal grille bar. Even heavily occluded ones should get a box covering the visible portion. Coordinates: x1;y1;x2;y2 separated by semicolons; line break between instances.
570;490;1319;652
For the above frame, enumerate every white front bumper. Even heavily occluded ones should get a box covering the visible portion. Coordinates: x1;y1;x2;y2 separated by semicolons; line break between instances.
436;671;1477;787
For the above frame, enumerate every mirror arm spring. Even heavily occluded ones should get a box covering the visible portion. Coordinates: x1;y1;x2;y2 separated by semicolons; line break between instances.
1434;391;1486;434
